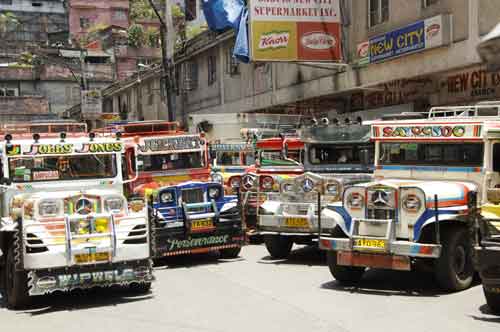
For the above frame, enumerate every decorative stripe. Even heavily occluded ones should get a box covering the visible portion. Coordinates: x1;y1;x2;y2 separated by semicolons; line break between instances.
379;165;482;173
161;244;241;257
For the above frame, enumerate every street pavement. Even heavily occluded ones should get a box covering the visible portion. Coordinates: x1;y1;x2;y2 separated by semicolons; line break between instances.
0;244;499;332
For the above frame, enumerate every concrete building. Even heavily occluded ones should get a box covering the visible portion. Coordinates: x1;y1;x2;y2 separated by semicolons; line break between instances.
171;0;500;134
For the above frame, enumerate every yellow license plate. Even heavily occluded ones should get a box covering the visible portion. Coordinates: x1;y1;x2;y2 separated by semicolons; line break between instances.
285;217;309;228
191;219;214;230
354;238;386;250
74;252;110;264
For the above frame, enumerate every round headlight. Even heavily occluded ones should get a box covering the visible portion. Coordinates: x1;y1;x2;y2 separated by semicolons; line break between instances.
211;173;224;184
160;191;174;203
402;194;422;212
230;177;241;188
208;187;221;199
346;193;364;209
326;184;339;196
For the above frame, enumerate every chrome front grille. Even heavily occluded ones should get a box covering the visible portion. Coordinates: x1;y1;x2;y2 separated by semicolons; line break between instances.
367;209;396;220
182;188;204;204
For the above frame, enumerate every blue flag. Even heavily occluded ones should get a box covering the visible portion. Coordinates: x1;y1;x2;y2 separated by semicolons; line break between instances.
233;8;249;63
202;0;245;31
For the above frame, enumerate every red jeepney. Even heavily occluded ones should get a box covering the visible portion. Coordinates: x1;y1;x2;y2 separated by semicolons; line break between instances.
228;136;304;236
98;121;210;197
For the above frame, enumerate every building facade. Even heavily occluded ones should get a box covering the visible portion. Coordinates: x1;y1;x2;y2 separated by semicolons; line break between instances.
170;0;500;134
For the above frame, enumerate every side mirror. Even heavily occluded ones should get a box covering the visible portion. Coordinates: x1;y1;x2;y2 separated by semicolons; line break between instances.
0;177;11;186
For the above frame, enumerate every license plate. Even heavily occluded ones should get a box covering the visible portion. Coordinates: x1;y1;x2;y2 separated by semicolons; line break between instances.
285;217;309;228
354;238;386;250
74;252;110;264
191;219;214;231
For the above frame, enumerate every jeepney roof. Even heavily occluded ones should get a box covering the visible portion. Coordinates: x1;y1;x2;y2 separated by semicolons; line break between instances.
97;121;183;137
256;137;304;150
301;125;371;144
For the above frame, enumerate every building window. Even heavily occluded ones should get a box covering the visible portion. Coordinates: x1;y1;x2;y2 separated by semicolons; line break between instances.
0;88;18;97
208;55;217;86
423;0;439;7
80;17;91;29
226;46;240;76
185;61;198;90
185;0;197;21
369;0;389;27
113;9;128;21
0;0;13;5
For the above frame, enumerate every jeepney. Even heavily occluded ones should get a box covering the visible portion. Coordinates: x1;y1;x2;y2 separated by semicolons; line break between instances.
259;124;373;259
0;131;153;309
228;136;304;238
209;141;255;194
150;180;244;258
319;105;500;292
98;121;210;197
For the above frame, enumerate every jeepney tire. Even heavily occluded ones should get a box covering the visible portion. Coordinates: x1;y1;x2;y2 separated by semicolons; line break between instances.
5;245;29;310
326;251;365;285
434;227;474;292
219;247;242;259
264;235;293;259
129;282;152;294
484;286;500;313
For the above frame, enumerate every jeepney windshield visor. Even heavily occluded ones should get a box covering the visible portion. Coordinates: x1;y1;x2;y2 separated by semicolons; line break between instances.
379;142;483;167
138;151;205;172
9;154;117;182
309;144;373;165
217;151;255;166
260;149;302;166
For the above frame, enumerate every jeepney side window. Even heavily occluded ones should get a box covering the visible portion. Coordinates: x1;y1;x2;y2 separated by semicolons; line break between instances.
244;152;255;165
121;154;129;180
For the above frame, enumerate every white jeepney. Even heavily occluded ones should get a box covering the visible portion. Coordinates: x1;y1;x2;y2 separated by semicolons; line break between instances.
319;104;500;291
0;132;153;308
259;124;373;258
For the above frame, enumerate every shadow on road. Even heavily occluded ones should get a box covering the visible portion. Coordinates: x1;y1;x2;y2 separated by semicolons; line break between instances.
469;304;500;323
154;251;245;270
0;286;153;315
258;245;326;267
320;269;480;298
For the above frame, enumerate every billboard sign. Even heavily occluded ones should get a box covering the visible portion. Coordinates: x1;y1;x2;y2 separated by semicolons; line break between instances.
249;0;342;62
358;15;451;65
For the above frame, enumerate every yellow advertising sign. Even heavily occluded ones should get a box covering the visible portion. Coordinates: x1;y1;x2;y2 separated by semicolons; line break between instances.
252;21;297;61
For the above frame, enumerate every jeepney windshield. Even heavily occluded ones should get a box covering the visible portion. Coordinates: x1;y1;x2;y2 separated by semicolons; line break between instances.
379;142;483;166
309;144;373;165
216;151;255;166
8;154;117;182
260;150;302;166
138;151;205;172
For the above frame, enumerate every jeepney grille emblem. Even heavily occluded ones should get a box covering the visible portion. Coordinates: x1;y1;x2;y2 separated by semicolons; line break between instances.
76;198;93;215
303;178;314;193
372;190;389;207
242;175;254;190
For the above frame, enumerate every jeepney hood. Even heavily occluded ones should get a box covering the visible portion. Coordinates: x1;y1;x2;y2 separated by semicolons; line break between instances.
355;179;478;206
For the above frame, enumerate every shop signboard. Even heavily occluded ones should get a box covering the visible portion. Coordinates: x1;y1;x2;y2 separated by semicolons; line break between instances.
249;0;342;62
81;89;102;120
357;14;451;65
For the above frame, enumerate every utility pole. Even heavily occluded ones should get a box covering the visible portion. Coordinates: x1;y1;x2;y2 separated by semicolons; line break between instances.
147;0;175;121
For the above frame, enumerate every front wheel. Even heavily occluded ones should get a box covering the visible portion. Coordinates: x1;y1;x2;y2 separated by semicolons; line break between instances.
484;286;500;313
4;244;29;309
327;251;365;284
434;227;474;292
219;247;242;259
264;235;293;259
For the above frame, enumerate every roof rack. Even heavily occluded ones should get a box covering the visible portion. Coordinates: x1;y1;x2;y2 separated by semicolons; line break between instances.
96;121;183;137
428;104;500;119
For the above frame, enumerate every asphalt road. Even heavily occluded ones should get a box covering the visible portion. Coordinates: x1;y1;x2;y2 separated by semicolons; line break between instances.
0;244;499;332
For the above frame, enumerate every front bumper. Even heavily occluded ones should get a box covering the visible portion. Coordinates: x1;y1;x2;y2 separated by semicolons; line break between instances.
28;259;154;296
475;244;500;288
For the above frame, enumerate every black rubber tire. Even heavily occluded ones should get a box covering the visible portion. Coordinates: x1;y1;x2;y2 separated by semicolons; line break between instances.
434;227;474;292
4;245;29;310
484;286;500;314
129;282;152;294
326;251;365;284
219;247;242;259
264;235;293;259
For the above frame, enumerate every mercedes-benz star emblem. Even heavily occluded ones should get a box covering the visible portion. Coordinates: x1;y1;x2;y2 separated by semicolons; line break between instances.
372;190;389;207
242;175;254;189
303;178;314;192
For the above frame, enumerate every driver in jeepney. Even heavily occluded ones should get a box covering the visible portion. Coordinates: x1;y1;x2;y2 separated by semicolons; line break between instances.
56;156;75;179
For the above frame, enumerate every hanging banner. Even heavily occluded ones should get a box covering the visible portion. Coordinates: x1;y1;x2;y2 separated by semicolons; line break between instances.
249;0;342;62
